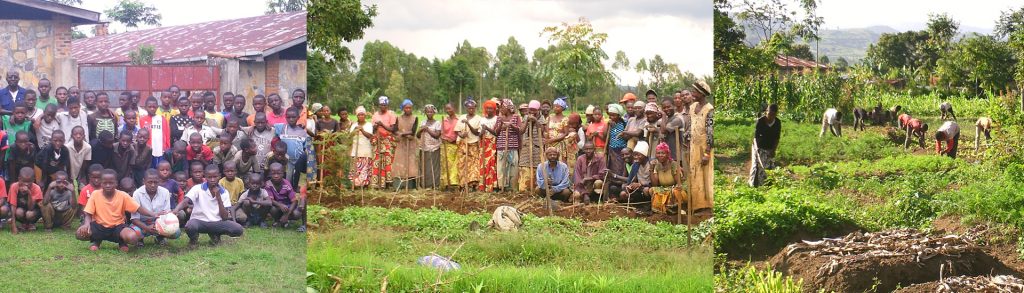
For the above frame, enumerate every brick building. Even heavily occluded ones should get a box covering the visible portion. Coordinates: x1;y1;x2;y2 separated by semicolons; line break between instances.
0;0;99;89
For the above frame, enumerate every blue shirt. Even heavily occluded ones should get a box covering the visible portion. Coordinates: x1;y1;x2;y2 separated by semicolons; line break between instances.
0;86;26;111
608;120;627;150
535;161;571;192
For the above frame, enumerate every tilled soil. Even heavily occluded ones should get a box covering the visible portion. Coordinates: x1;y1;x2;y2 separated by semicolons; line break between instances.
769;229;1021;293
312;189;712;225
895;275;1024;293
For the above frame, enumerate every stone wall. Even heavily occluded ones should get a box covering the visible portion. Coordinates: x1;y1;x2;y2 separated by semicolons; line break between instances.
0;16;76;89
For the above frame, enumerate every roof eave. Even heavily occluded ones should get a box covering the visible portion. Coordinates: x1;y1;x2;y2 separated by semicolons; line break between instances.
261;35;307;57
4;0;101;24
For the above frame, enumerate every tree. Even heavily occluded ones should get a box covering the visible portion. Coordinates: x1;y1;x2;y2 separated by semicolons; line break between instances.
819;55;829;64
385;70;406;100
266;0;307;14
495;37;535;98
836;57;848;68
635;58;648;84
921;13;959;71
995;6;1024;40
104;0;161;29
308;50;333;99
789;43;815;60
735;0;822;45
935;34;1016;95
863;31;929;75
128;44;154;65
44;0;82;6
309;0;377;64
536;18;613;107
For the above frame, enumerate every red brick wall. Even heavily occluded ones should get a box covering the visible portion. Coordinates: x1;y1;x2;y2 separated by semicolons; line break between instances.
53;16;71;58
265;55;279;95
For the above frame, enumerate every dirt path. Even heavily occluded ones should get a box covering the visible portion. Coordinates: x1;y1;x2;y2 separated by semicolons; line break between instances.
312;189;711;225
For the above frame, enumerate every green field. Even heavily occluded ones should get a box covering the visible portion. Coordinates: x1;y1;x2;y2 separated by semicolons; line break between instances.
0;227;305;292
307;205;714;292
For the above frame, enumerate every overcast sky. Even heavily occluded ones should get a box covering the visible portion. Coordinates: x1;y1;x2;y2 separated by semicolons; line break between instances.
346;0;712;85
815;0;1021;32
77;0;265;34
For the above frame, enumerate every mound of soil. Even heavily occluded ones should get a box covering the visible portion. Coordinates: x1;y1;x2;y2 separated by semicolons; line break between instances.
312;189;711;225
769;229;1019;293
895;275;1024;293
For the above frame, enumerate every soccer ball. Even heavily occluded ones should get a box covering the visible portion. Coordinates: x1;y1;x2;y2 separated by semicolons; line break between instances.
155;214;180;238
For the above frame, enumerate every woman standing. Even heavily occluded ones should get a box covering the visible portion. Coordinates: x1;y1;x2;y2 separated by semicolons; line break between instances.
371;96;398;189
478;100;499;192
393;99;419;188
417;104;442;189
456;98;484;191
440;104;460;190
546;97;577;175
518;100;546;192
687;82;714;216
348;107;373;188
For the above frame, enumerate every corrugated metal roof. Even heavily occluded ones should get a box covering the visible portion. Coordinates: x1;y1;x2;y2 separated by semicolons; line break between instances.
72;11;306;64
774;55;829;69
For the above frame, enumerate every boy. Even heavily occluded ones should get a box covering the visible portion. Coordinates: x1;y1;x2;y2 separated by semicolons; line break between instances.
132;128;154;185
186;133;214;163
77;170;160;252
221;92;235;122
225;118;248;146
186;161;206;192
8;167;42;233
35;130;71;189
88;92;119;141
157;161;180;206
4;102;34;149
7;131;36;181
172;164;244;248
68;126;92;187
219;161;244;204
265;94;287;126
245;95;267;126
265;163;298;229
265;141;289;176
235;138;259;178
202;92;224;128
55;86;70;111
41;171;75;231
90;132;116;168
112;131;137;179
274;107;316;188
34;104;60;148
235;172;271;227
119;110;139;137
288;89;308;128
164;140;189;173
77;164;104;219
212;133;239;167
140;96;171;165
182;110;220;146
130;169;176;246
247;113;275;170
170;96;192;142
82;91;97;116
231;94;249;127
157;91;178;121
23;89;43;120
57;97;89;144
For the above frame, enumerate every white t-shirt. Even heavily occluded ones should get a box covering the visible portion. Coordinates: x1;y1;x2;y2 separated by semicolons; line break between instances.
185;183;232;222
455;114;484;144
824;108;839;125
57;111;89;144
937;121;959;137
480;116;497;139
349;122;373;158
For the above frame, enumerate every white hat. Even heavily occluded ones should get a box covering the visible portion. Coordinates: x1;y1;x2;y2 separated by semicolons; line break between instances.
585;105;595;115
633;141;649;155
633;101;646;107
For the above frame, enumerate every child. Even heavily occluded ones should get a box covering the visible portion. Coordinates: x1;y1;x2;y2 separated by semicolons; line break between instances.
57;97;89;144
235;172;271;227
182;110;220;146
68;126;92;185
24;89;43;120
7;131;36;180
41;171;75;231
157;88;179;121
82;91;97;116
140;96;171;166
132;128;154;186
34;104;60;148
173;170;190;223
265;140;289;176
219;161;244;204
245;95;267;126
54;87;70;112
274;107;315;189
170;96;192;142
265;94;287;126
119;177;136;194
9;167;43;233
266;163;298;229
35;130;71;189
157;161;180;206
212;133;239;167
171;164;243;248
88;92;119;141
77;164;104;219
119;110;139;137
186;161;206;192
231;94;249;127
77;170;159;252
4;102;34;149
112;131;137;179
186;133;214;163
235;138;259;178
203;92;224;128
164;140;189;173
130;169;177;246
225;118;247;146
288;89;308;128
221;92;235;122
248;112;276;172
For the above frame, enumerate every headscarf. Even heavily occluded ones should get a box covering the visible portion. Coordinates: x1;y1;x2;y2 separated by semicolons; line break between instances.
528;100;541;110
519;103;529;110
584;105;595;115
607;104;624;115
633;101;646;108
378;96;389;105
620;93;637;103
692;81;711;97
424;104;436;112
464;97;477;107
655;142;671;160
401;99;413;109
644;102;660;113
553;97;568;109
482;100;498;111
355;106;367;115
311;103;324;113
633;141;649;156
501;98;514;110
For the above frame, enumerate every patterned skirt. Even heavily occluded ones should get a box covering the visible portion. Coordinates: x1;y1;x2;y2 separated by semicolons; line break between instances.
650;185;687;214
459;141;483;185
370;133;395;188
348;157;372;187
479;137;498;191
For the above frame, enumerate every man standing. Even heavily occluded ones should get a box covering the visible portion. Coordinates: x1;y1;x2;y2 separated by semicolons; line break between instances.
1;70;26;113
749;104;781;187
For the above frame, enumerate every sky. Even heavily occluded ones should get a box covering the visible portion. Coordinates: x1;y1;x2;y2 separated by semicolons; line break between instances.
346;0;713;85
815;0;1021;32
77;0;266;35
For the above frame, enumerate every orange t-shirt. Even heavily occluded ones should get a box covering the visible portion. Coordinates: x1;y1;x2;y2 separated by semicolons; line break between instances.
7;182;42;206
84;190;139;228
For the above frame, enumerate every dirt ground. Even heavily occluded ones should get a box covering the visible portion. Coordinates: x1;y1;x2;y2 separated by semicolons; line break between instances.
311;188;712;225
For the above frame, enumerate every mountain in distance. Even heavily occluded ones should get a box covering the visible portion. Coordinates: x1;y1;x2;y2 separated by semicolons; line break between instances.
743;25;897;64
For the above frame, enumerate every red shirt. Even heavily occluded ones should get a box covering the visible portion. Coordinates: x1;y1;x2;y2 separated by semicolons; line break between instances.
8;182;42;206
187;145;215;161
907;118;922;130
898;114;912;126
586;120;608;149
77;184;96;206
139;114;172;150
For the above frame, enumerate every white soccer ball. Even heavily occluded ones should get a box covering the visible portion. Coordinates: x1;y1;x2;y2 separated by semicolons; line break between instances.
155;213;180;238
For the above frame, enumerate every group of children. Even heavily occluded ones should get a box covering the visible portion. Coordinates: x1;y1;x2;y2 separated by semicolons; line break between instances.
0;72;314;252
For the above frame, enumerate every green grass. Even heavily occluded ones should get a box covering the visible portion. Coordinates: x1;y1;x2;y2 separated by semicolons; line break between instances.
0;227;305;292
308;205;714;292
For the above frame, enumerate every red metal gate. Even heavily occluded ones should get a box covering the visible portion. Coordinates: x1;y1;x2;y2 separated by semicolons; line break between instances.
78;65;221;109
